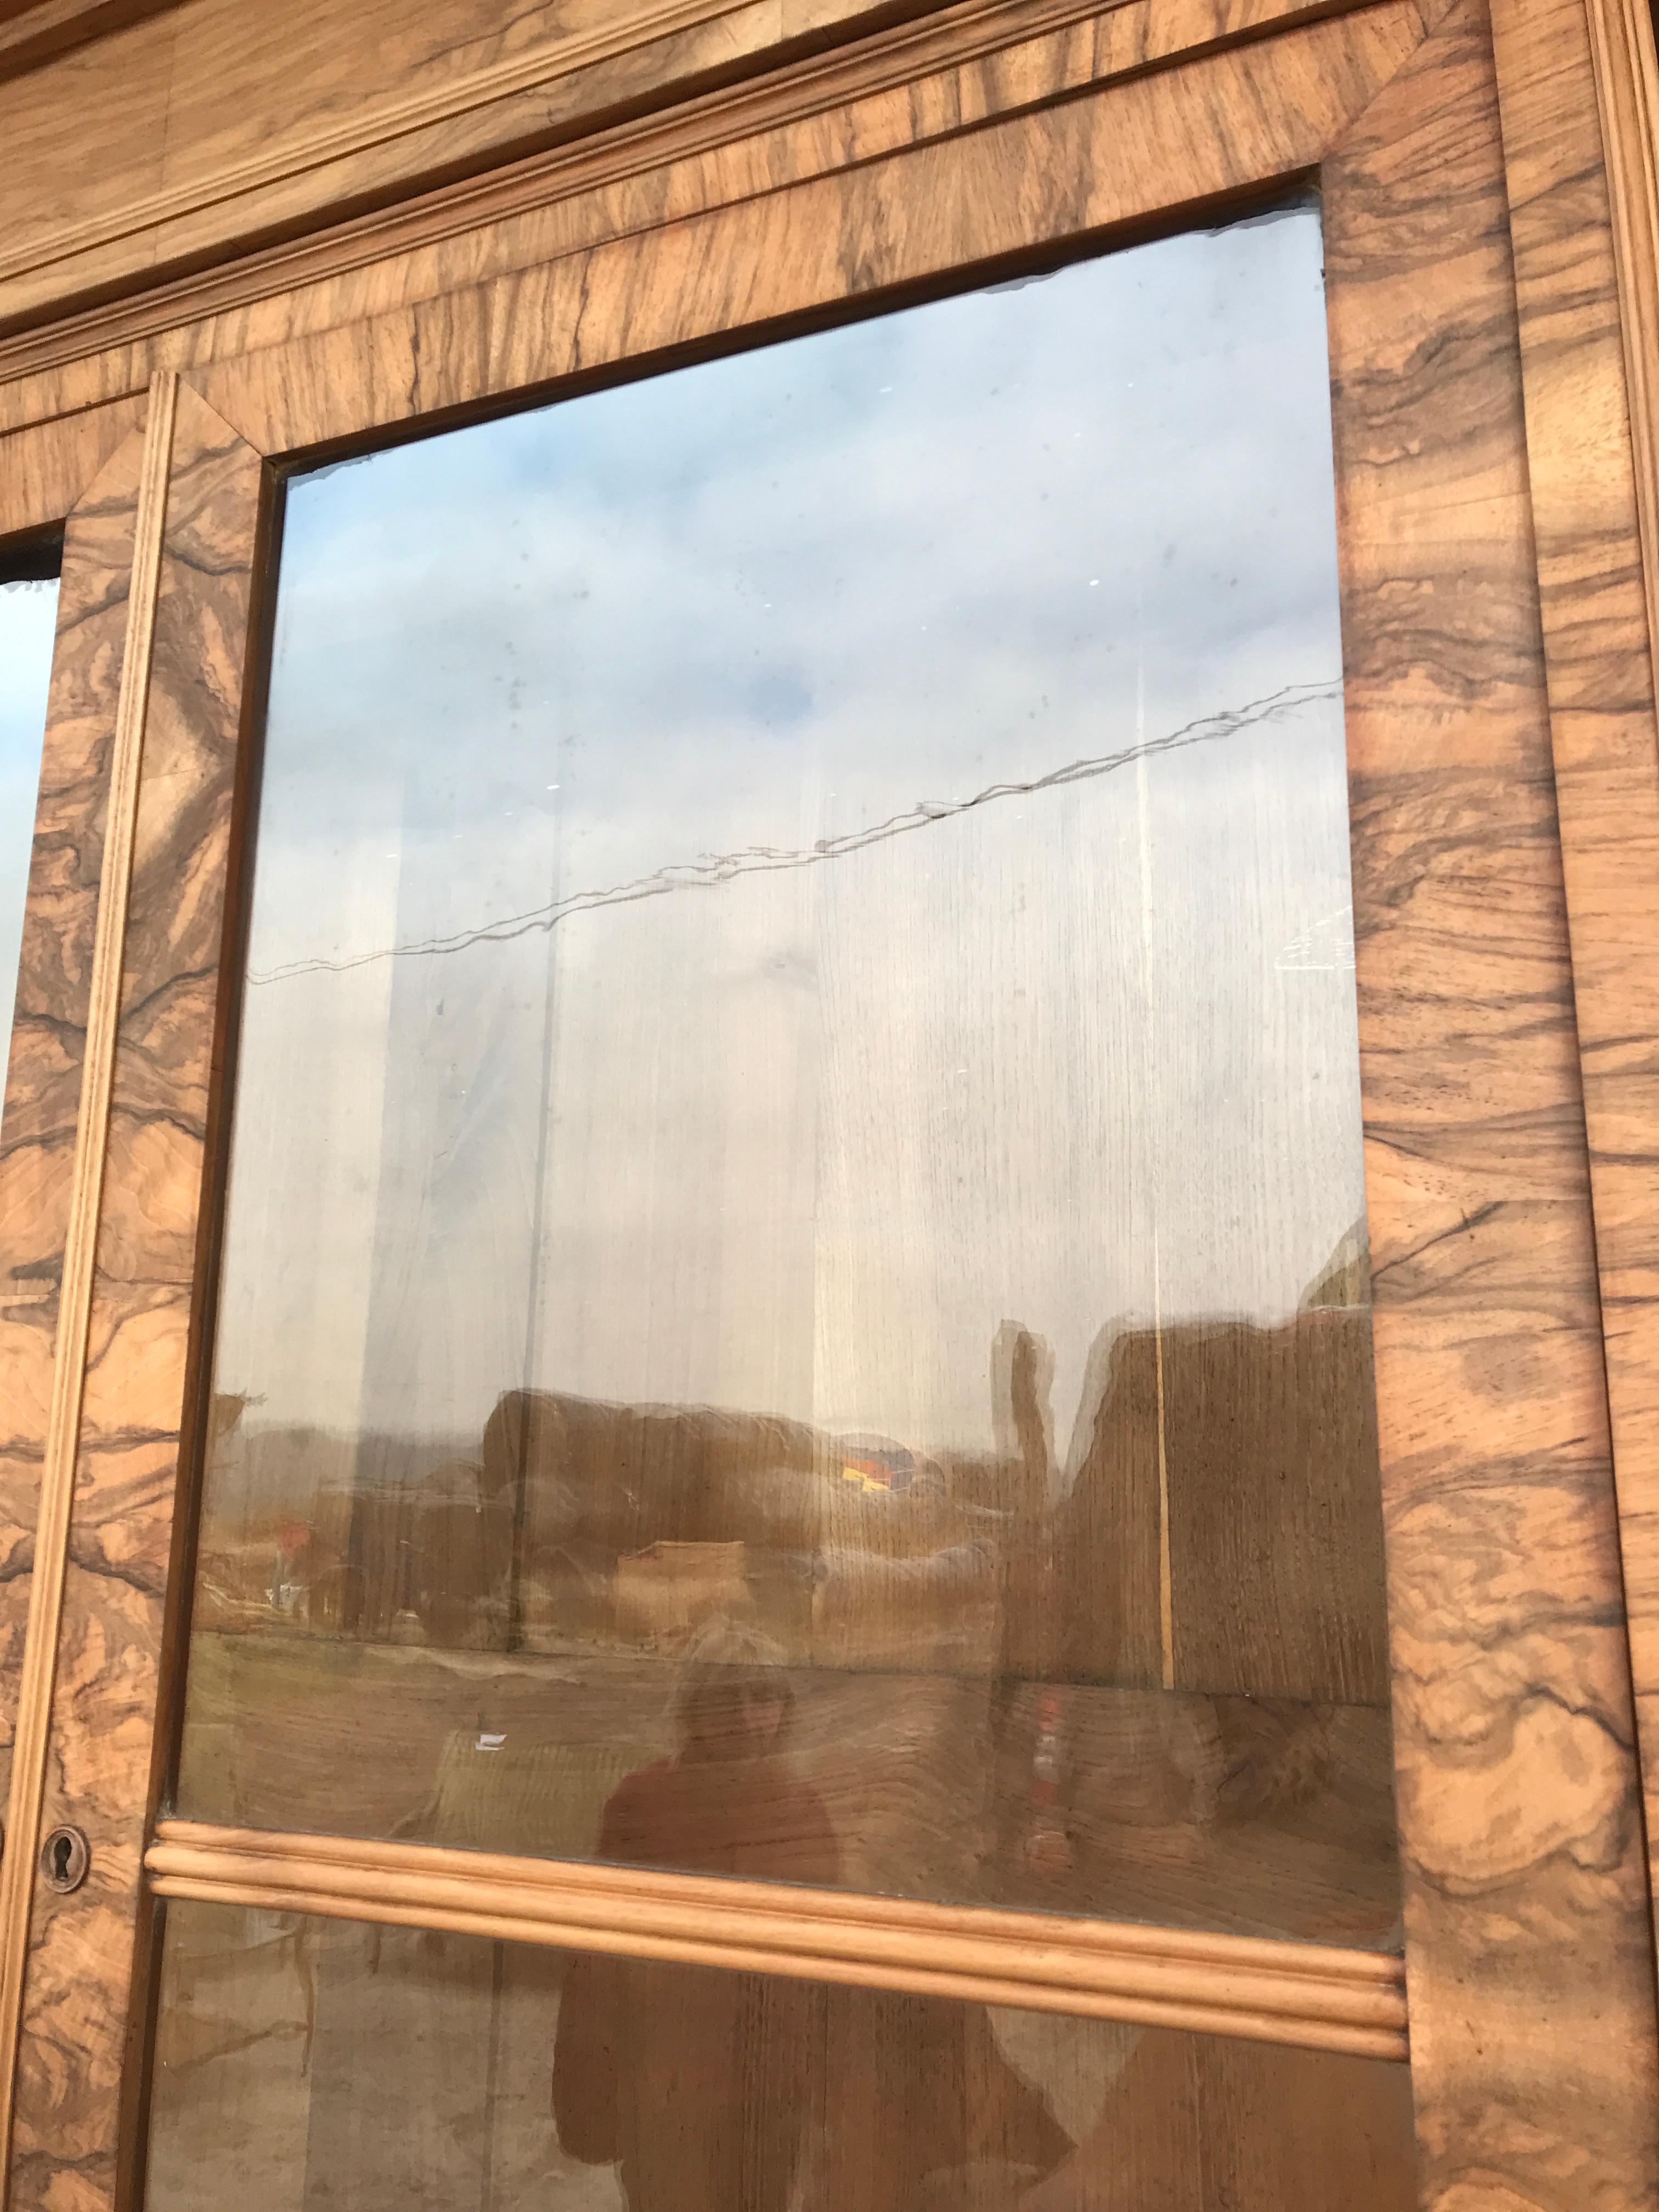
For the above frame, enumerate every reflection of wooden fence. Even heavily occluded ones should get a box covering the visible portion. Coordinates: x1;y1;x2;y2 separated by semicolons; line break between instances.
193;1303;1386;1707
615;1541;750;1649
182;1294;1397;1938
1057;1306;1388;1704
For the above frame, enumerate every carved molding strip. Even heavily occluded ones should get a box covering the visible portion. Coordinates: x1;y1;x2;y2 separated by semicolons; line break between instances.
0;0;1384;402
0;0;766;290
0;368;177;2174
146;1821;1409;2061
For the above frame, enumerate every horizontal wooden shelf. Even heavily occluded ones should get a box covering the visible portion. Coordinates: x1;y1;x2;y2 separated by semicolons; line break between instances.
147;1819;1408;2062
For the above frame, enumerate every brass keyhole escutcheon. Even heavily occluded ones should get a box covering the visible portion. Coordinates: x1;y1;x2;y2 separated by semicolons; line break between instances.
40;1826;88;1895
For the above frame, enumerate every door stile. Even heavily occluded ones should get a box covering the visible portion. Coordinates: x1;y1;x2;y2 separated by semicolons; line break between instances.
0;371;179;2190
1489;0;1659;1972
0;406;159;1877
1323;5;1659;2201
0;375;267;2212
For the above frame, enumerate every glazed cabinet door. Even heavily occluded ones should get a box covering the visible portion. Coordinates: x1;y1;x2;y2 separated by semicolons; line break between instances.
0;3;1655;2210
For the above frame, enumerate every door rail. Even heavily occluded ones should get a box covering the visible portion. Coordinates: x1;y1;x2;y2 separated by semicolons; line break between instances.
146;1819;1408;2062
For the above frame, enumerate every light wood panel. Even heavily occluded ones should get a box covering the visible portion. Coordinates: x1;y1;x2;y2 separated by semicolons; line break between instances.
1488;0;1659;1961
176;1637;1402;1949
4;383;263;2212
0;0;1418;433
144;1821;1409;2062
1327;3;1659;2204
0;0;981;336
143;1904;1418;2212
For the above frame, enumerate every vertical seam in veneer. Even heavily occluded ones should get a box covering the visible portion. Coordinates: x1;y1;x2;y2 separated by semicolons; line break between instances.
1583;0;1659;704
1554;0;1659;1975
0;367;178;2198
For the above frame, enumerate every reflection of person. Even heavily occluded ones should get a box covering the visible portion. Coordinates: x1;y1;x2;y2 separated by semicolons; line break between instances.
551;1622;1073;2207
596;1621;840;1884
551;1622;838;2210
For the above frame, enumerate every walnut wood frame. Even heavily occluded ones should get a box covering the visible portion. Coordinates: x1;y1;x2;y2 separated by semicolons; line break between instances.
3;1;1659;2207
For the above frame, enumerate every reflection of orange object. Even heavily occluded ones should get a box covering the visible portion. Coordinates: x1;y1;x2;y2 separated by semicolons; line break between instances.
837;1444;915;1494
275;1520;311;1557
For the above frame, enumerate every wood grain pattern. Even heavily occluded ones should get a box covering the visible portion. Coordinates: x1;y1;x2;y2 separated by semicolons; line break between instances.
0;0;1652;2196
0;398;143;543
4;20;1440;2203
144;1821;1409;2061
0;0;183;84
0;377;174;2204
1488;0;1659;1970
4;382;261;2212
0;0;1419;433
0;0;993;336
1326;1;1659;2203
187;1;1429;460
0;427;144;1871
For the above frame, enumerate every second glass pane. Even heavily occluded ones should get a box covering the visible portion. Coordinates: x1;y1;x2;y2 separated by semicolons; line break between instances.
179;200;1398;1946
0;551;61;1111
146;1905;1419;2211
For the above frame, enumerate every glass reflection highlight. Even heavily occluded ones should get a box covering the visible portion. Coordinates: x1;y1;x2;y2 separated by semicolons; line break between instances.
179;199;1398;1946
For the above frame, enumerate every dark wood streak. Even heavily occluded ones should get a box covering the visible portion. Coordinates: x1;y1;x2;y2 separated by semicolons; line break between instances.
8;388;262;2212
0;432;142;1844
1327;2;1659;2203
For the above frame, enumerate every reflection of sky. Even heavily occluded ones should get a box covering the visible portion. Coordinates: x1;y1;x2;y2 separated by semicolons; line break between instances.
217;200;1366;1457
0;577;59;1096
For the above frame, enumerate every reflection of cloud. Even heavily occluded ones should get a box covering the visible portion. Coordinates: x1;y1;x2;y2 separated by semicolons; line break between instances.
254;201;1344;913
212;202;1370;1449
249;680;1338;986
1275;906;1357;973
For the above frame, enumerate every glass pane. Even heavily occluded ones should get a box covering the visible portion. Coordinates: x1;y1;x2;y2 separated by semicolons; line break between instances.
0;550;60;1108
145;1903;1418;2211
178;199;1399;1946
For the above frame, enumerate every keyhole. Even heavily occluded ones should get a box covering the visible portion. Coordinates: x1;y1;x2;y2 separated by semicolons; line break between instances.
39;1824;87;1893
